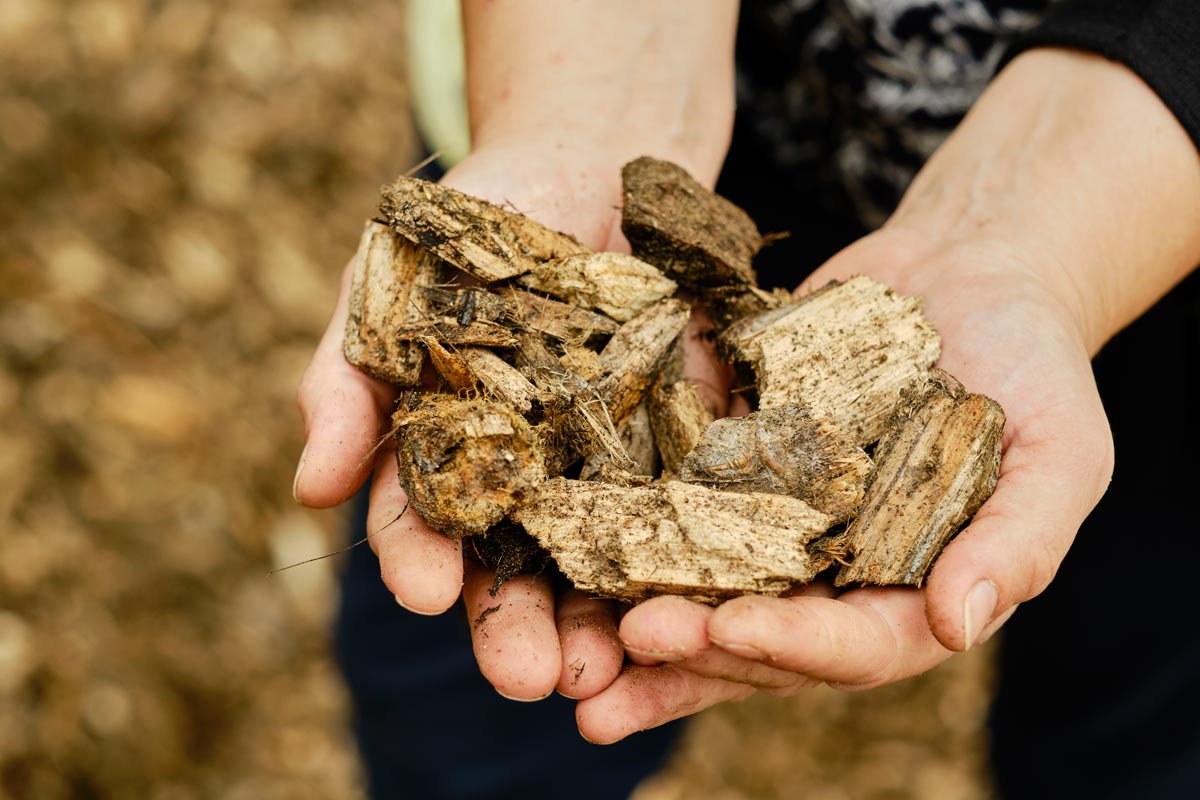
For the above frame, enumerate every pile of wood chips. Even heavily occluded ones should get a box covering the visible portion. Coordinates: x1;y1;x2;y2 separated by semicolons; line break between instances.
345;157;1005;603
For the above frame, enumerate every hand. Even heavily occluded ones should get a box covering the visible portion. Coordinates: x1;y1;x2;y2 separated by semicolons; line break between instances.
295;142;741;702
577;218;1115;741
574;44;1200;743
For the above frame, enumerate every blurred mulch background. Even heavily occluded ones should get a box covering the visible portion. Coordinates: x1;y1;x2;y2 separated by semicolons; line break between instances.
0;1;996;798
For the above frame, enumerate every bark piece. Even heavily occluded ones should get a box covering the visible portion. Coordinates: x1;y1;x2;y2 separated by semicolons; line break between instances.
468;521;549;595
511;478;835;603
458;348;545;415
592;298;691;426
422;337;475;392
394;319;517;348
621;156;762;289
721;276;941;446
380;176;589;282
580;402;660;481
392;394;547;538
343;220;441;385
679;406;872;521
421;286;619;343
649;381;714;474
831;374;1005;587
517;252;678;322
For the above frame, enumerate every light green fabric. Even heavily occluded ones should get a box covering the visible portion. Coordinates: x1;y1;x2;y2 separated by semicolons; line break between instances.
405;0;470;168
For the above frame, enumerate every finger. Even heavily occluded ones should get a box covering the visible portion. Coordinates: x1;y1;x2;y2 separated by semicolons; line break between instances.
464;560;561;701
707;588;952;690
575;665;754;745
368;453;463;615
555;590;623;699
620;596;810;694
295;259;397;508
924;403;1112;652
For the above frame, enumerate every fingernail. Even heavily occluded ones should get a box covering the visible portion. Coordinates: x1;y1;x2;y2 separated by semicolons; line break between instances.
620;642;683;662
395;594;440;617
292;444;308;504
963;580;999;651
496;687;554;703
708;638;766;661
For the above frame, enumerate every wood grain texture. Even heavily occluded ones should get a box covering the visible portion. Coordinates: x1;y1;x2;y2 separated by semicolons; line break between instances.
831;373;1005;587
721;276;941;446
517;251;678;322
511;478;835;602
342;220;441;385
380;176;589;282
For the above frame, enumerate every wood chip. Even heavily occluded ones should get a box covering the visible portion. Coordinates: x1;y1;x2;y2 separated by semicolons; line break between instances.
592;297;691;426
831;373;1005;587
649;380;714;474
342;221;440;385
458;348;544;415
392;394;546;538
380;176;589;282
721;276;941;446
517;252;678;322
511;478;835;602
420;285;619;343
393;319;517;348
621;156;762;289
679;406;872;521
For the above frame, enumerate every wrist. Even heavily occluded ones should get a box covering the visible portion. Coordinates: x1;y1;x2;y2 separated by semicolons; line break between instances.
888;48;1200;355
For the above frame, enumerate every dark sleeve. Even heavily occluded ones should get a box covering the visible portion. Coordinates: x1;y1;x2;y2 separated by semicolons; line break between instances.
1004;0;1200;150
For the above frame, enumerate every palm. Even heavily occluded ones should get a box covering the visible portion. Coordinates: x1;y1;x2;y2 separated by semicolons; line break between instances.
577;227;1114;742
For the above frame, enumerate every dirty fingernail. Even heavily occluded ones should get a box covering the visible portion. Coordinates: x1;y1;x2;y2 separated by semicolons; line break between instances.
963;579;998;651
621;642;682;662
292;443;308;504
710;638;766;661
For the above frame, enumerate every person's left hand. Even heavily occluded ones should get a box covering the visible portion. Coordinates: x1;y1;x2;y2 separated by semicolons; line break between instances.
574;219;1115;742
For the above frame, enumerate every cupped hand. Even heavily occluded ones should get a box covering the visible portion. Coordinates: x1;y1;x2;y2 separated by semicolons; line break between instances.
295;144;738;702
577;223;1115;743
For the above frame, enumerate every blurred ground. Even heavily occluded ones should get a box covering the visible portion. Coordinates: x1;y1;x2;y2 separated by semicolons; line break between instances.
0;1;995;798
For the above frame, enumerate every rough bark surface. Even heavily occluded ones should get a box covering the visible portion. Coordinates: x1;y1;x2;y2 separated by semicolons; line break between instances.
517;252;678;322
511;478;835;602
392;394;546;538
721;276;941;446
621;156;762;289
342;220;440;385
380;176;589;282
649;381;714;474
421;285;619;343
680;406;873;522
831;374;1005;587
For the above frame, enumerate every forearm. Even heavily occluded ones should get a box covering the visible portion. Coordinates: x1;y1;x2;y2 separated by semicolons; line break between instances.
891;48;1200;355
461;0;739;185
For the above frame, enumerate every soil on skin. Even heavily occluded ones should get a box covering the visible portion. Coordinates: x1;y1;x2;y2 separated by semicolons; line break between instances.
0;3;996;798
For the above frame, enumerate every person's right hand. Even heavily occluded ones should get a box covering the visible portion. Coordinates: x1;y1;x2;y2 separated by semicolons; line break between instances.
294;143;737;702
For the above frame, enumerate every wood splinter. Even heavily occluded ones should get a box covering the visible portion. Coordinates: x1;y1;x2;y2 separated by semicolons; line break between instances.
830;373;1005;587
